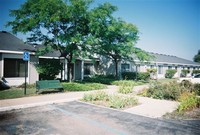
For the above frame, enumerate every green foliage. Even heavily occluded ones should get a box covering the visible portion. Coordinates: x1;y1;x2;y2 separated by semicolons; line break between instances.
83;91;109;101
83;92;138;109
7;0;118;82
137;72;150;81
146;81;182;100
178;92;200;112
118;81;133;94
0;88;36;100
181;69;190;77
62;82;106;91
192;70;200;75
108;95;138;109
83;75;116;84
193;50;200;63
112;80;144;86
121;72;137;80
36;59;62;80
165;69;177;79
147;68;157;74
193;83;200;96
121;72;150;81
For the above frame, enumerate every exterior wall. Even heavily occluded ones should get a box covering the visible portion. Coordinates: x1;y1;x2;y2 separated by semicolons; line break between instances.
0;53;2;77
74;60;82;80
29;55;39;84
1;53;39;86
2;53;27;86
99;57;116;75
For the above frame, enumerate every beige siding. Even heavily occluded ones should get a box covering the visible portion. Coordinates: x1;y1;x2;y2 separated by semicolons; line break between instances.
29;55;39;84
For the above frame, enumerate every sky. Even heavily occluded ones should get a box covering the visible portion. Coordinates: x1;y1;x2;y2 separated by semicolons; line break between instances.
0;0;199;61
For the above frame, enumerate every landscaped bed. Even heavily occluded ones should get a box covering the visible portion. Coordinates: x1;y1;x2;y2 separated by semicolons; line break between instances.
137;80;200;119
82;91;138;109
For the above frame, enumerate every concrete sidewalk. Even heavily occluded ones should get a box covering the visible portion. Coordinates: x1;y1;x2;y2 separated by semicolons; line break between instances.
0;85;179;118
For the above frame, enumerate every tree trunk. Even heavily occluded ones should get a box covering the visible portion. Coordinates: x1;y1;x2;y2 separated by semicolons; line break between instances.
67;61;73;82
114;59;119;79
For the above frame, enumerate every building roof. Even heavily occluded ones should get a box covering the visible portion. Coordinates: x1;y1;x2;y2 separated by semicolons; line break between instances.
150;53;200;66
0;31;36;52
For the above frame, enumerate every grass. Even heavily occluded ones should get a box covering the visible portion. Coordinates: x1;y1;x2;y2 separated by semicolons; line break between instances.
0;82;107;100
62;82;107;91
0;88;37;100
111;80;146;86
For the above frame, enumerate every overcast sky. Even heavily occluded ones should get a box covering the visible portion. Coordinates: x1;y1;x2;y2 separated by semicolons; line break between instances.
0;0;199;61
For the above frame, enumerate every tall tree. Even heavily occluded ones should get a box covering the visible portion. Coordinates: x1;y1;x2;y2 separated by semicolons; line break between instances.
90;17;150;78
194;50;200;63
7;0;116;82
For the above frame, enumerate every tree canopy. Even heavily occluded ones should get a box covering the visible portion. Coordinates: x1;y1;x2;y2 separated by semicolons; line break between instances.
193;50;200;63
7;0;151;80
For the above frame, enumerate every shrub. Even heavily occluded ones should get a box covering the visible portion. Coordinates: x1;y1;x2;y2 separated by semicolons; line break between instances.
146;81;182;100
192;70;200;75
36;59;62;80
180;80;193;92
177;92;200;112
147;68;157;79
118;85;133;94
165;69;177;79
121;72;137;80
83;91;108;101
112;80;144;86
193;83;200;96
181;69;190;77
108;95;138;109
137;72;150;81
83;75;116;84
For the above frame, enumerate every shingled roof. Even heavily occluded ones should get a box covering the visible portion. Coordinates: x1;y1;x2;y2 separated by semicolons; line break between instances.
151;53;200;66
0;31;36;52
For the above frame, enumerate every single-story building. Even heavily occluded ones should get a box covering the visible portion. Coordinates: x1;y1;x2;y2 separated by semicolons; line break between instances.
0;31;98;86
0;31;200;85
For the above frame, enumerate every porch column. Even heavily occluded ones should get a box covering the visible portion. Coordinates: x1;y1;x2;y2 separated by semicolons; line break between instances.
81;60;84;80
64;59;68;80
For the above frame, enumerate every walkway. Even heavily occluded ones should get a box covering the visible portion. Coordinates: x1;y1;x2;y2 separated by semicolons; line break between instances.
0;85;179;118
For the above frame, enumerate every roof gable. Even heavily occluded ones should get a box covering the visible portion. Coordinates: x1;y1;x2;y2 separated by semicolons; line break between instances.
0;31;36;52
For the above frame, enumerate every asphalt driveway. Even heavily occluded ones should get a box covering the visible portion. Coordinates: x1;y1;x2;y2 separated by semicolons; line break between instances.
0;101;200;135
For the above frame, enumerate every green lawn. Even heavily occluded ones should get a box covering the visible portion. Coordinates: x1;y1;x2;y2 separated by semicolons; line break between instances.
62;82;107;91
0;82;107;100
0;88;37;100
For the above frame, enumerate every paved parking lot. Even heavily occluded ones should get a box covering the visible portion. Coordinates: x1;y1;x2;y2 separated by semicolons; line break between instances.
0;101;200;135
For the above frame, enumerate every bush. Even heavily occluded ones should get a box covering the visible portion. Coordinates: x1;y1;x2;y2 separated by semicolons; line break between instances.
137;72;150;81
108;95;138;109
118;85;133;94
62;82;106;91
165;69;177;79
181;69;190;77
194;83;200;96
83;75;116;84
177;92;200;112
192;70;200;75
146;81;182;100
36;59;62;80
112;80;144;86
83;91;108;101
121;72;137;80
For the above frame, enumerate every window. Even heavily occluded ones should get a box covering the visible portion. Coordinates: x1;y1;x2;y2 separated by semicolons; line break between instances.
150;65;154;69
136;65;140;72
84;63;93;75
168;66;172;69
4;58;28;77
121;64;130;72
158;65;163;74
